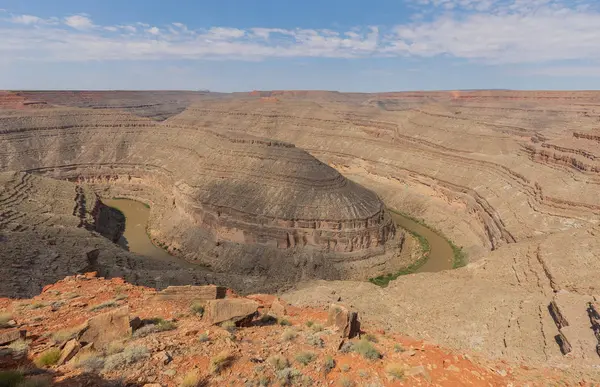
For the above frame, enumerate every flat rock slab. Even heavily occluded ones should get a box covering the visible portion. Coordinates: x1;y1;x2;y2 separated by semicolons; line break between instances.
0;328;25;346
157;285;226;302
78;306;132;350
205;299;259;326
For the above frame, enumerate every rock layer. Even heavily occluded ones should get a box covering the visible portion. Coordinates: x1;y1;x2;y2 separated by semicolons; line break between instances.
0;94;401;297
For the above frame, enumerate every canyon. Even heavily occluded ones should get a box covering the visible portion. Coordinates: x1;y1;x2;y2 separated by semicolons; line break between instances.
1;89;600;383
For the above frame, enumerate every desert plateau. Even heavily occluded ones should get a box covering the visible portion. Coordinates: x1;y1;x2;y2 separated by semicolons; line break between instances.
1;89;600;386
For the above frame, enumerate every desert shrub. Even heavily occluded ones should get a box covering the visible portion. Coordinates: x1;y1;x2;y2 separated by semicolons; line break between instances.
7;339;29;358
352;339;382;360
0;312;12;328
305;334;324;348
358;369;369;378
294;351;315;366
103;346;149;371
89;301;117;312
210;351;233;374
63;292;79;299
278;318;291;326
363;333;378;343
310;323;324;333
180;371;202;387
385;363;405;380
324;355;336;374
198;333;210;343
28;302;47;310
338;376;355;387
74;351;105;372
0;370;24;386
393;343;405;353
257;375;270;386
106;340;125;355
220;320;237;333
339;341;353;353
276;368;302;386
305;320;314;327
34;348;61;367
267;355;289;371
15;375;52;387
133;318;176;338
114;293;128;301
190;302;204;317
281;328;297;341
340;364;350;372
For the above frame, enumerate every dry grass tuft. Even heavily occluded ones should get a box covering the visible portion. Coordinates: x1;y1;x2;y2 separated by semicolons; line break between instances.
34;348;61;367
210;351;233;374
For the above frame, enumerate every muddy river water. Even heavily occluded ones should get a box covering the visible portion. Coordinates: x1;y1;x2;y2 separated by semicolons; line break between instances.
389;211;454;272
103;199;455;273
102;198;174;262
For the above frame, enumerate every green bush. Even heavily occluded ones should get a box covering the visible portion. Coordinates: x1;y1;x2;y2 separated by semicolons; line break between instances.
278;318;291;326
324;355;336;374
352;339;381;360
34;348;61;367
133;318;176;338
267;354;289;371
0;370;24;387
276;368;302;386
294;351;316;366
305;334;324;348
190;302;204;317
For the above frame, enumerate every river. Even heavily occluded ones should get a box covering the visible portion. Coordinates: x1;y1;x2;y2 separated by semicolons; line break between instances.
103;198;454;274
389;211;454;272
102;198;174;262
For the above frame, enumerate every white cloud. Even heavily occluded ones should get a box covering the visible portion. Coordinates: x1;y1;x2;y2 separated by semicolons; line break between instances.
64;14;94;30
1;0;600;70
10;14;42;24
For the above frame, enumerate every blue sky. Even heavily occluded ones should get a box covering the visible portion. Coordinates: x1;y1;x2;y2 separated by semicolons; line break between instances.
1;0;600;91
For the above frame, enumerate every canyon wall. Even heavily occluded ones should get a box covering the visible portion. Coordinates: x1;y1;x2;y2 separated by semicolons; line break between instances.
0;101;403;294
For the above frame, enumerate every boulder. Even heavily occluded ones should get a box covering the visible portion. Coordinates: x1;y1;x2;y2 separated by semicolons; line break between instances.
78;306;131;349
0;328;25;346
205;299;259;326
327;304;360;339
270;299;287;317
58;339;80;365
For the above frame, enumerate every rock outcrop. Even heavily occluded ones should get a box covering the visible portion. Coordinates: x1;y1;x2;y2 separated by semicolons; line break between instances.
204;299;259;326
78;306;132;350
327;304;360;339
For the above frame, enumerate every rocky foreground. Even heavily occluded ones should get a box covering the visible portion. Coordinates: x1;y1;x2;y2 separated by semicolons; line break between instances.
0;274;564;387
